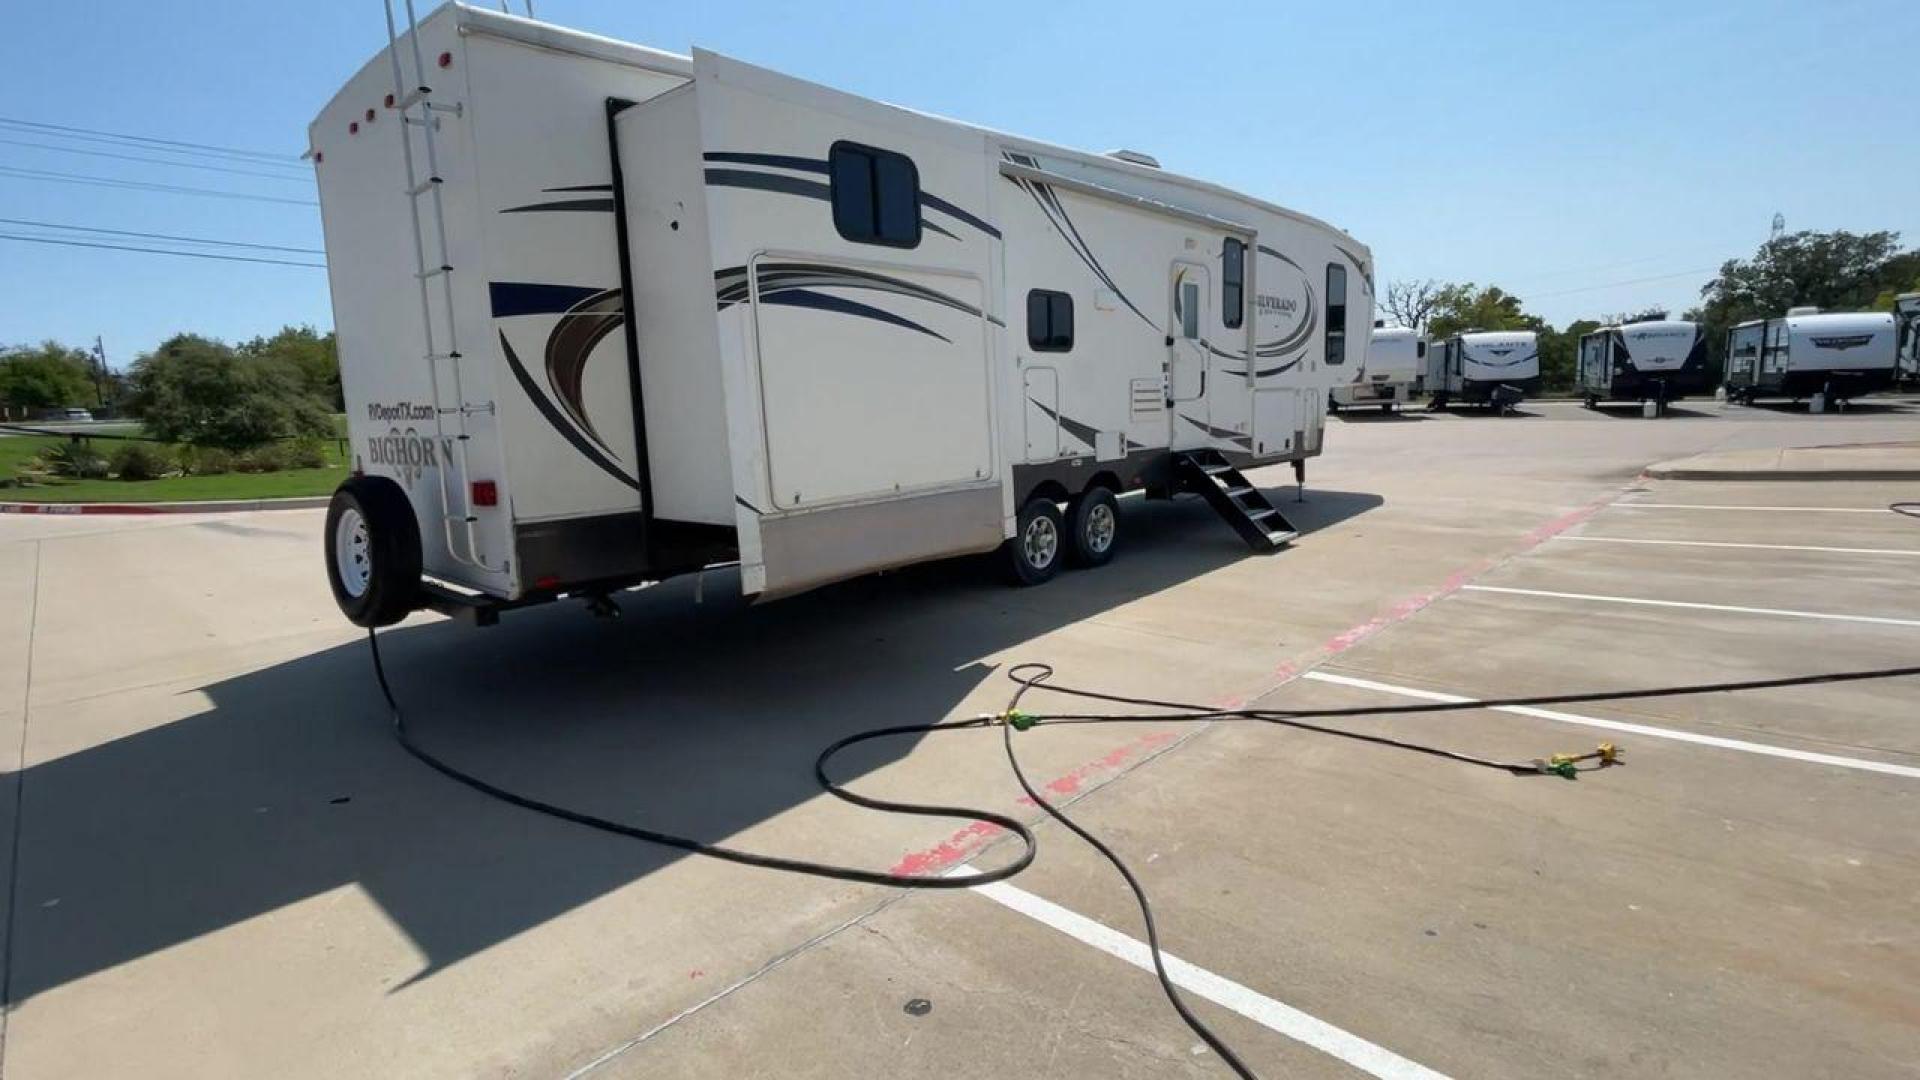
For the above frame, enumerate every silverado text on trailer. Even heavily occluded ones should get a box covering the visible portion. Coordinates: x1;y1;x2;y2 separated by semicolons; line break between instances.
312;3;1369;627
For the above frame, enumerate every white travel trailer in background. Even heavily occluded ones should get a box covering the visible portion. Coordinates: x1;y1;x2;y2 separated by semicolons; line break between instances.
1897;293;1920;388
1723;310;1898;407
1575;319;1708;413
1423;330;1538;414
312;3;1369;626
1331;323;1422;413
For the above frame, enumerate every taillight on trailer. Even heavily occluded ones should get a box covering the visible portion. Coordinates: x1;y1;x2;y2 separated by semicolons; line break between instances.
471;480;498;507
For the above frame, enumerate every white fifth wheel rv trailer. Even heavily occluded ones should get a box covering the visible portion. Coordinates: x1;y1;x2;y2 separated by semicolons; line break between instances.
1423;330;1538;414
1723;310;1898;406
311;3;1369;626
1331;323;1421;413
1574;319;1707;412
1897;293;1920;388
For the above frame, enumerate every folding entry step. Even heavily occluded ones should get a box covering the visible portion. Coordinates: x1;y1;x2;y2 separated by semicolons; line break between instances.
1173;449;1298;551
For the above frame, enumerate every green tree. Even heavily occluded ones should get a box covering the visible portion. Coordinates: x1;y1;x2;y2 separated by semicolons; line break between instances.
1425;284;1540;341
240;325;342;411
128;333;333;451
1695;230;1917;359
0;340;96;413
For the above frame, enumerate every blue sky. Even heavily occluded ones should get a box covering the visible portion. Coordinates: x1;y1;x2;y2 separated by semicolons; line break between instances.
2;0;1915;365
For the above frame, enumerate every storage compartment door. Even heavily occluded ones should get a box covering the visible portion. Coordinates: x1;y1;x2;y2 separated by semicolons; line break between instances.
751;256;993;509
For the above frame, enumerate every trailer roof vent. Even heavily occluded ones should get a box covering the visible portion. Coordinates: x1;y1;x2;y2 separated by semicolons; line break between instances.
1104;149;1160;169
1786;305;1822;316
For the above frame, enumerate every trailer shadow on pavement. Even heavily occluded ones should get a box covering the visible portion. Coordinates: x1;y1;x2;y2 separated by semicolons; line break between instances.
5;489;1382;1005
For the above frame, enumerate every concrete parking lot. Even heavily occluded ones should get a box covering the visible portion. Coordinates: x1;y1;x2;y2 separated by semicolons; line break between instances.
2;398;1917;1078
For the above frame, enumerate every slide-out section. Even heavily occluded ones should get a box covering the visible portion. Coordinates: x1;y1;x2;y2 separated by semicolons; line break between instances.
690;48;1005;598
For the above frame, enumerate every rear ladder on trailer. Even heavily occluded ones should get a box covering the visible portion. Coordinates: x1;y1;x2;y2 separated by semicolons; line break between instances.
382;0;494;569
1174;449;1297;551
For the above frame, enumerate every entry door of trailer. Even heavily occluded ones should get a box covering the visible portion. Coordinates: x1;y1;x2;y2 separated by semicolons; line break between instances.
1167;259;1213;449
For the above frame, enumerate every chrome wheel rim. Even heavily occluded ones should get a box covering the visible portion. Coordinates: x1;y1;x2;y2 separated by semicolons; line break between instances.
1085;503;1116;554
334;507;372;598
1022;514;1059;569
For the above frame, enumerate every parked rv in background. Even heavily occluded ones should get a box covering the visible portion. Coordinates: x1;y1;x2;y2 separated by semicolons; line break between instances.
1424;330;1538;414
1896;293;1920;388
1575;319;1707;414
1331;323;1421;413
311;2;1368;628
1723;309;1898;408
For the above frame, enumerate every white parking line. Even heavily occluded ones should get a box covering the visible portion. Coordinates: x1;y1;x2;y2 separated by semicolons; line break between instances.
1614;503;1893;513
1555;536;1920;557
1301;671;1920;780
1460;584;1920;629
953;865;1450;1080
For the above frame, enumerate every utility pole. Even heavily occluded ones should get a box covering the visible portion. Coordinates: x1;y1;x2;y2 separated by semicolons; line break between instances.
92;336;111;413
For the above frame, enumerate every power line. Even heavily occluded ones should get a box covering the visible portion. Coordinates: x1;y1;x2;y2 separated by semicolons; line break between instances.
0;217;322;254
0;165;318;207
0;232;325;268
1525;266;1721;300
0;137;313;183
0;116;298;166
0;123;309;174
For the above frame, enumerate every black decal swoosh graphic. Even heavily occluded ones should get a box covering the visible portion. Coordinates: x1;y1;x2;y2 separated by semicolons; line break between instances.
489;281;606;319
545;288;626;450
715;262;1001;328
710;148;1006;235
498;331;639;491
702;152;829;174
1006;171;1156;330
1214;245;1317;377
543;184;614;193
704;165;962;240
1026;397;1100;451
761;289;951;342
1334;243;1374;296
920;191;1001;239
501;198;617;214
1179;414;1253;447
704;167;831;202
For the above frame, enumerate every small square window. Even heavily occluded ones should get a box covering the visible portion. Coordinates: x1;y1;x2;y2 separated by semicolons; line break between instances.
1027;289;1074;352
829;141;921;248
1180;282;1200;340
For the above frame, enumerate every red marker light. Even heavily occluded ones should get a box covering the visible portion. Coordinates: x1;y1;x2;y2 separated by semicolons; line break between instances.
364;108;375;122
437;51;452;68
471;480;498;507
384;93;395;108
349;121;359;134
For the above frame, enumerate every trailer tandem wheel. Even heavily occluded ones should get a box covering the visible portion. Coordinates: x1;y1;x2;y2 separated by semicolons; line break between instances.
325;475;423;628
1005;497;1066;586
1066;487;1120;568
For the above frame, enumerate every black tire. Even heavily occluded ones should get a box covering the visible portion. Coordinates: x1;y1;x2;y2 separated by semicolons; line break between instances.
325;475;423;627
1379;402;1393;414
1066;487;1120;568
1004;497;1065;586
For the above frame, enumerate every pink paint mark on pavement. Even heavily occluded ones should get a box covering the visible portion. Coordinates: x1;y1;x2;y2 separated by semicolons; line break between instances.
888;491;1622;878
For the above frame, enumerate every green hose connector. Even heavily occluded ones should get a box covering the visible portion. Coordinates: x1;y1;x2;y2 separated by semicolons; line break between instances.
1546;760;1578;779
1005;709;1036;731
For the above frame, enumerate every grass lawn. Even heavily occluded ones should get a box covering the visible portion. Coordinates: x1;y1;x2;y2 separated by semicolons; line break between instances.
1;434;349;504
